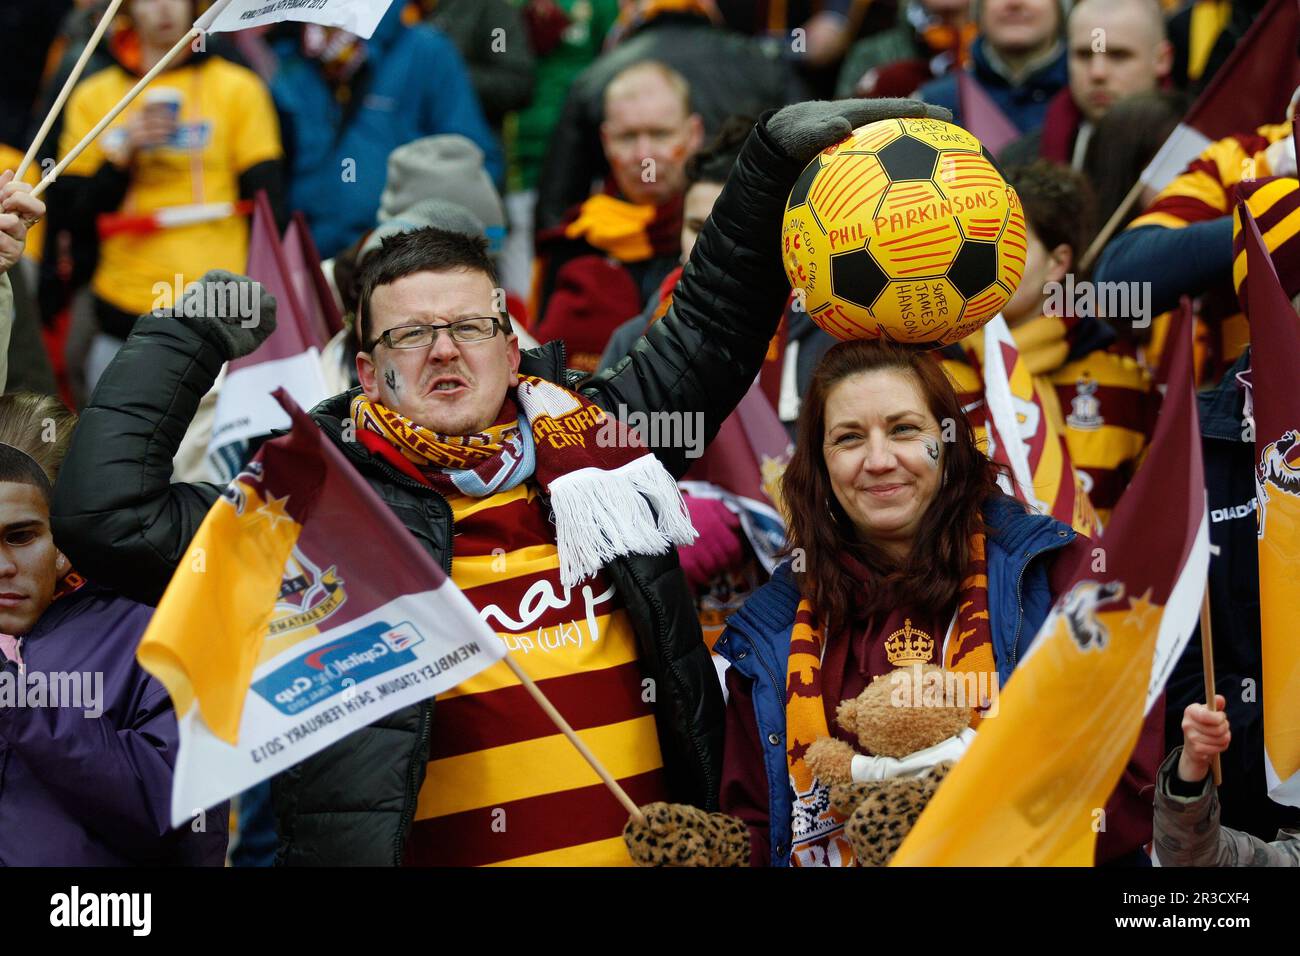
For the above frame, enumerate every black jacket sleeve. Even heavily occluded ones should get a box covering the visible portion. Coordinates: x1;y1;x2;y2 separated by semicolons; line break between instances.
582;115;801;480
239;157;286;230
57;162;132;223
50;316;227;606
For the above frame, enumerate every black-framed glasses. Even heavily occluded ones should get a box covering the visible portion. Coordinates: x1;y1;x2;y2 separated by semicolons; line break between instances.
367;316;508;351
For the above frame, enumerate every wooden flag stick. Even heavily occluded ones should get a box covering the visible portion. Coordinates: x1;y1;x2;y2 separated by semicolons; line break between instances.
1199;586;1223;786
32;24;201;200
502;654;647;825
16;0;127;181
1079;176;1146;274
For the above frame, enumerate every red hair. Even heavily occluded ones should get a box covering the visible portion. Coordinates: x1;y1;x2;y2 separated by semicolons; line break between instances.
781;339;1009;635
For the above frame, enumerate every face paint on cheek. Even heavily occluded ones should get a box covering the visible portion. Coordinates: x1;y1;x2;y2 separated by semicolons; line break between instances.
921;435;941;470
384;367;399;394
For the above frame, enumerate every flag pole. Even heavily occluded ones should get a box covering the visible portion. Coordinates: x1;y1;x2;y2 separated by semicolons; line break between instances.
15;0;127;181
33;26;198;199
31;0;236;200
501;655;648;824
1199;586;1223;786
1079;177;1145;273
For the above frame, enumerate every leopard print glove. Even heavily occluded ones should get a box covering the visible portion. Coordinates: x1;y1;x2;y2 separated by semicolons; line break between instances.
623;802;749;867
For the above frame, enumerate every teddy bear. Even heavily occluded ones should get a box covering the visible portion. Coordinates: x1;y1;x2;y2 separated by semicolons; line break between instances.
803;663;975;866
621;662;975;867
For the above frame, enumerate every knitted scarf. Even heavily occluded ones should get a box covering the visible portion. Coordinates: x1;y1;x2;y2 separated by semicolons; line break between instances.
785;531;995;867
557;191;685;264
350;376;696;586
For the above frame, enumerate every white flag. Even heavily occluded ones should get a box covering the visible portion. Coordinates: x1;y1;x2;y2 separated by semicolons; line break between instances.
198;0;398;39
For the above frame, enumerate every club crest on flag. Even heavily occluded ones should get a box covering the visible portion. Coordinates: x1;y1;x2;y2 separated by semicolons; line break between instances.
271;548;347;637
1255;429;1300;539
1041;580;1126;653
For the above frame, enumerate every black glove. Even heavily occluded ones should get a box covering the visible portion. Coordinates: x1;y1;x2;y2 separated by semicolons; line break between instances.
765;98;953;167
159;269;277;361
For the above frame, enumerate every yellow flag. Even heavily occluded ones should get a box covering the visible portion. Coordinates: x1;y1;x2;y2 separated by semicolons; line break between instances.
1240;196;1300;805
137;480;300;743
894;307;1208;865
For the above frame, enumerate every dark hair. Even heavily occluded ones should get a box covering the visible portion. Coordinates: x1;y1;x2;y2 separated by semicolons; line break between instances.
684;115;754;188
355;227;503;349
1005;160;1096;265
0;444;55;506
781;340;1007;636
1082;90;1188;240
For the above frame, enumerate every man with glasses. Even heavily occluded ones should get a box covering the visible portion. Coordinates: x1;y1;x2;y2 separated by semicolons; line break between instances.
50;97;948;866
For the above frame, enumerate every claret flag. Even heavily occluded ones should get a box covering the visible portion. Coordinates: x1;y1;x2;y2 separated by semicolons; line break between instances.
139;392;506;826
980;313;1101;536
207;193;329;481
1239;197;1300;807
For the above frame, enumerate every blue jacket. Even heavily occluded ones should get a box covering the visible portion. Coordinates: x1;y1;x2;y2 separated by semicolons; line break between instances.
714;493;1076;867
0;583;229;865
918;36;1068;136
270;6;504;257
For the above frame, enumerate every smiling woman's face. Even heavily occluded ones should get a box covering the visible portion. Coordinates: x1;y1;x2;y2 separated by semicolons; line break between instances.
822;368;944;562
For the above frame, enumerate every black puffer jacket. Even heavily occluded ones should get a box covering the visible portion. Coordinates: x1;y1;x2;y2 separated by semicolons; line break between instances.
51;119;801;865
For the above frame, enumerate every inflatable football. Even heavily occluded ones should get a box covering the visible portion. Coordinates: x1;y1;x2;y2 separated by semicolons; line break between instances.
781;117;1027;347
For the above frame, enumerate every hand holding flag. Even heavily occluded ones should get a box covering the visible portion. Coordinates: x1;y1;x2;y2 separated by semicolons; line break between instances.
142;390;647;827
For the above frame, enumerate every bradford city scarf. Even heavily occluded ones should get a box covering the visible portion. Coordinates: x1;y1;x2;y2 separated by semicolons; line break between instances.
785;531;995;867
351;376;696;586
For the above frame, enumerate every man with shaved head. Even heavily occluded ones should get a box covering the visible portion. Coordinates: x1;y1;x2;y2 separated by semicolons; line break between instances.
1002;0;1172;168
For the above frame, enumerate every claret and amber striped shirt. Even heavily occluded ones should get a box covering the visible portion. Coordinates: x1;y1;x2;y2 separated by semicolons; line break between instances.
940;316;1158;524
402;482;669;866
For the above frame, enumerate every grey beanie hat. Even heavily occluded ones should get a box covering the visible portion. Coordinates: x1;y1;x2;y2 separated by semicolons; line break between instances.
378;135;505;249
359;197;488;263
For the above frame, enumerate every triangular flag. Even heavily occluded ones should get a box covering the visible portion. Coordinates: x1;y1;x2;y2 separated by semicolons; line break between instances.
893;305;1209;865
1141;0;1300;191
1239;199;1300;806
139;390;507;825
957;71;1021;155
208;191;330;482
